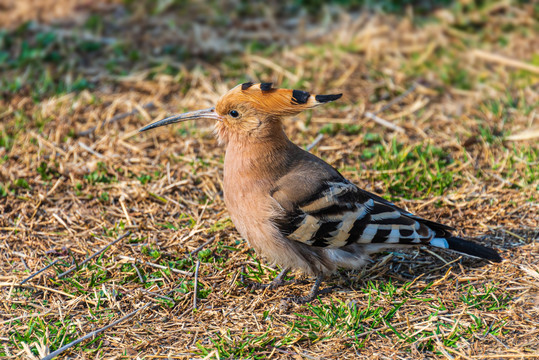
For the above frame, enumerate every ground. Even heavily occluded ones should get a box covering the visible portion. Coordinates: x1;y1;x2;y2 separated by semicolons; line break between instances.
0;1;538;359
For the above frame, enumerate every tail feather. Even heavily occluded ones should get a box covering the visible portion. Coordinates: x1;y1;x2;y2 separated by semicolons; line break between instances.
430;236;502;263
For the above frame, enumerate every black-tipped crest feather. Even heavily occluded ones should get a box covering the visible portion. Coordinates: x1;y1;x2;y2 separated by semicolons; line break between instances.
291;89;310;105
315;94;342;103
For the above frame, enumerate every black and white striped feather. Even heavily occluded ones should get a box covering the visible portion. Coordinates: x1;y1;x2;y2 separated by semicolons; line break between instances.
271;168;501;262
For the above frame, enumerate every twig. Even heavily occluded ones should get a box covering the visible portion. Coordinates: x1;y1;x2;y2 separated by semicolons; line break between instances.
140;289;174;302
58;232;130;279
77;102;156;136
20;258;30;271
77;142;104;159
0;309;53;325
0;282;97;306
499;228;527;242
362;83;416;133
374;83;418;115
20;258;64;285
433;332;455;360
472;49;539;75
52;213;74;234
363;112;405;133
305;133;324;151
506;127;539;141
40;302;151;360
193;260;201;310
133;264;145;284
422;248;450;265
189;236;216;257
117;255;193;276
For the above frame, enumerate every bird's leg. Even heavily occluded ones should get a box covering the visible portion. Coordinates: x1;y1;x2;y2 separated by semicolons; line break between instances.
288;274;335;304
267;267;292;289
242;267;293;290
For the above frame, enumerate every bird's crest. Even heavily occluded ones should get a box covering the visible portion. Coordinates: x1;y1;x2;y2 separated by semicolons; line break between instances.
216;82;342;117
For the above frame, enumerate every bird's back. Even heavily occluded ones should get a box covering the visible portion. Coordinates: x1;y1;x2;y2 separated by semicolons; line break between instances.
268;144;501;269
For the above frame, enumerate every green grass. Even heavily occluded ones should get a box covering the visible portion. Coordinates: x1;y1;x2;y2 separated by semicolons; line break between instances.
340;139;458;200
193;277;512;358
2;1;537;358
11;316;85;357
0;24;114;98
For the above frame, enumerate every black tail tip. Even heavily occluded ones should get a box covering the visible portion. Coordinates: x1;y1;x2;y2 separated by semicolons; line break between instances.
447;237;502;263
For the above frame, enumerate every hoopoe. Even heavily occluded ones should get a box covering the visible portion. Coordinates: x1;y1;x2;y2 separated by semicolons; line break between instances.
140;82;502;302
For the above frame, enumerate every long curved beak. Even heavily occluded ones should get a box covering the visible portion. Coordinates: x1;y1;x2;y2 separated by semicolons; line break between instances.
138;107;221;132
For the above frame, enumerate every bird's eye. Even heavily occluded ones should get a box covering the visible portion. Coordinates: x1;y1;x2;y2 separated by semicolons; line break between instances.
229;110;239;118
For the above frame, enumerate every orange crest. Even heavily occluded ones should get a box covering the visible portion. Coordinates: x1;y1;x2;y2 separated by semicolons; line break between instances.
216;82;342;117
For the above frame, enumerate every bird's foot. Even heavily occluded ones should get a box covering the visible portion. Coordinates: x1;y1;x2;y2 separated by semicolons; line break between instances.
242;268;293;290
284;275;335;304
248;278;295;290
286;286;335;304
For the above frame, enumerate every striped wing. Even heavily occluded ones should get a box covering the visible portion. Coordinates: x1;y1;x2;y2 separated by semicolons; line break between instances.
272;180;454;249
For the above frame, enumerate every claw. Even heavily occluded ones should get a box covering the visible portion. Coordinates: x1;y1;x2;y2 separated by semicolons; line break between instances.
285;275;335;304
242;268;292;290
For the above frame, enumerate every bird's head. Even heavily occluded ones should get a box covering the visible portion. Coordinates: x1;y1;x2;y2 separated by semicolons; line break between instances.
139;82;342;144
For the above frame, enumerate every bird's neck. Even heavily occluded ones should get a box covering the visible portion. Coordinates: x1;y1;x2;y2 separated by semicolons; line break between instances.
223;127;296;185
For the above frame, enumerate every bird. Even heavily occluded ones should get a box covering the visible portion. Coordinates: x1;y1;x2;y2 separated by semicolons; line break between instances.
139;82;502;303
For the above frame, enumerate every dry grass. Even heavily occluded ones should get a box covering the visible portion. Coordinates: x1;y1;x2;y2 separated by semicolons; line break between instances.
1;1;538;359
